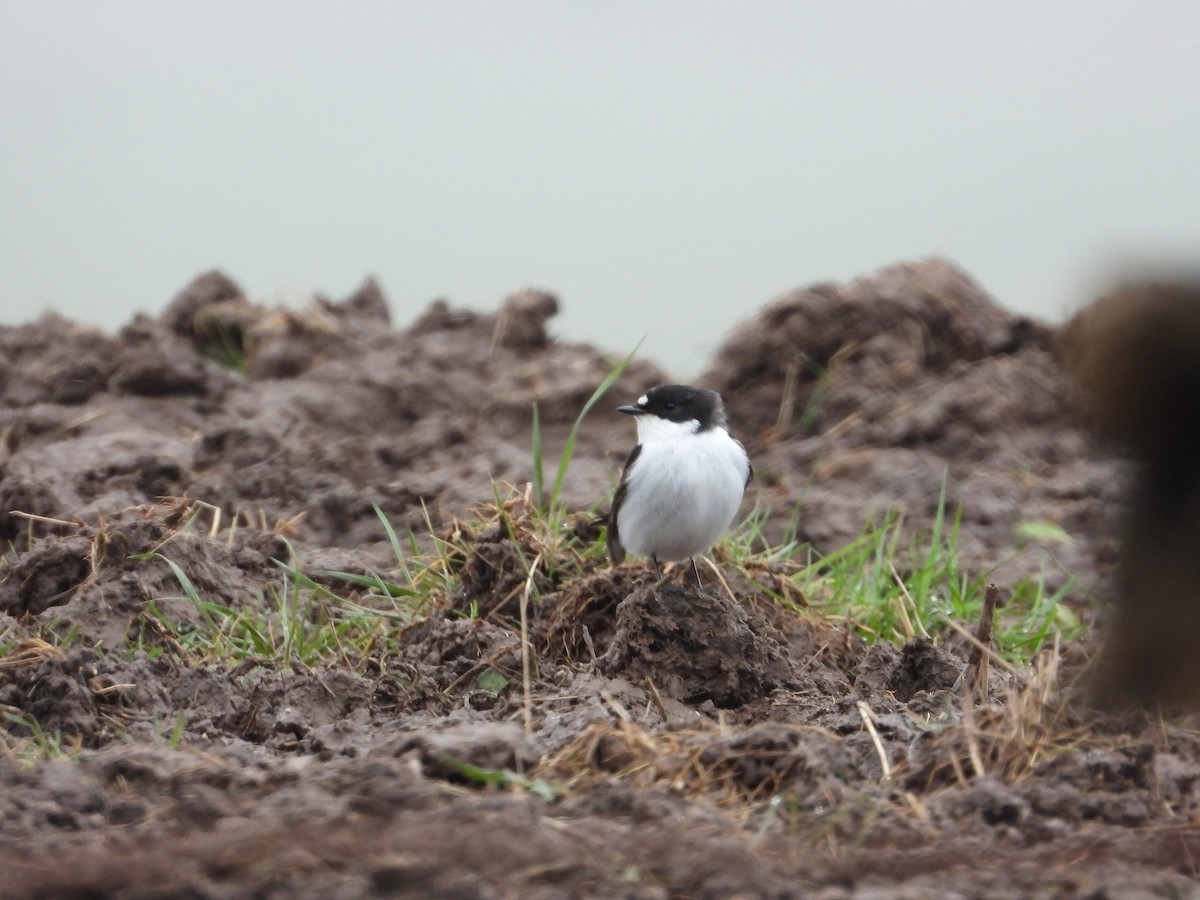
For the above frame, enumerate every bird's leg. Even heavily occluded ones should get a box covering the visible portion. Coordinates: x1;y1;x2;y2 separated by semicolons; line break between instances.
650;554;673;591
690;557;703;588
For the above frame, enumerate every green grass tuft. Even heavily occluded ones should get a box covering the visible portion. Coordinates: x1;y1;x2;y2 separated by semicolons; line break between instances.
436;753;558;802
1;710;76;763
115;461;1081;684
720;480;1084;664
533;338;644;514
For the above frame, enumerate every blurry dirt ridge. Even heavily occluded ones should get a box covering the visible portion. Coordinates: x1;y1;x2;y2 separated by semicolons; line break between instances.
3;259;1196;899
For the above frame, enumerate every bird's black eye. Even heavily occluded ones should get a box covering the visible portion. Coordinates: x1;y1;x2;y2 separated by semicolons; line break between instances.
664;402;677;411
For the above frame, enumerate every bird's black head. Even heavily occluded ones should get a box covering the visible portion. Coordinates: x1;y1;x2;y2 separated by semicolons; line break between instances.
617;384;727;431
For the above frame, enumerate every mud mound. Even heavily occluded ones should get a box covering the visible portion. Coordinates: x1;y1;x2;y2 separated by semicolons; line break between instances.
853;636;965;703
707;259;1037;422
539;567;644;664
4;260;1194;897
453;517;558;619
0;500;286;647
0;272;666;561
704;257;1122;595
0;314;120;408
393;616;523;713
599;583;793;707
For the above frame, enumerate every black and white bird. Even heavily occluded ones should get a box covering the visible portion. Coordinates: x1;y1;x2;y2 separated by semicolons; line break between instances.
608;384;752;583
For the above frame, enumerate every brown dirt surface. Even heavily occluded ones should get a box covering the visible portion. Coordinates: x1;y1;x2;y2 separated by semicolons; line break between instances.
2;259;1198;898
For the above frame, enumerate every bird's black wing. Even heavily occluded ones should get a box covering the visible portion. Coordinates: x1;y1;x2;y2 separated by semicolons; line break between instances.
607;443;642;565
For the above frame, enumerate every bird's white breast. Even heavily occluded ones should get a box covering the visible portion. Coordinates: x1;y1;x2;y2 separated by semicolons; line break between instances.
616;425;749;562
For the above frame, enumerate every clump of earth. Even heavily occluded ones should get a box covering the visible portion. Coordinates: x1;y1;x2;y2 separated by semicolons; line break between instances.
2;260;1197;898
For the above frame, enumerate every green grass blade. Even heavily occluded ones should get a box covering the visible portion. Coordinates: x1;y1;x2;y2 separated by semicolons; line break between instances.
139;552;224;634
548;336;644;512
373;503;405;565
531;400;545;508
316;570;419;598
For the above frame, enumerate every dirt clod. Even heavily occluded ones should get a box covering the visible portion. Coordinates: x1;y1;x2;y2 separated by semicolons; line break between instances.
599;583;794;706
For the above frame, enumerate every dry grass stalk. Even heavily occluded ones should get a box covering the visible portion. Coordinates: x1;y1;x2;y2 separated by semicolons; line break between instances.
0;638;65;674
7;510;81;530
920;635;1091;791
519;551;542;733
857;700;893;781
965;582;1004;693
539;718;856;820
774;354;801;437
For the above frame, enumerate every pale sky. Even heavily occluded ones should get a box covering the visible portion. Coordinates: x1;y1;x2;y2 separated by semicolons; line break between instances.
2;1;1198;376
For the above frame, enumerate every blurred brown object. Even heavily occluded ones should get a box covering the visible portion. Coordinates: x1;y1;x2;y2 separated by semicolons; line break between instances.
1060;279;1200;706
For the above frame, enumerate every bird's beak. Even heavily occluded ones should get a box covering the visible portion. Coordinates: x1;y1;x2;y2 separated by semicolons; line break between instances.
617;404;643;416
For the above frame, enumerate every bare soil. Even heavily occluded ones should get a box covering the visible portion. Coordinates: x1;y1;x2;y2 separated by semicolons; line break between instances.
2;260;1198;898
